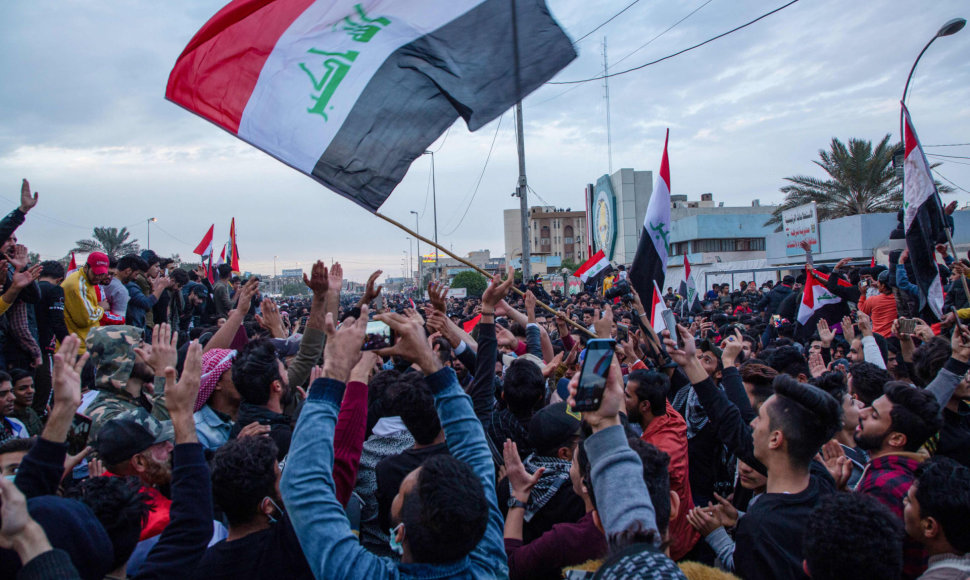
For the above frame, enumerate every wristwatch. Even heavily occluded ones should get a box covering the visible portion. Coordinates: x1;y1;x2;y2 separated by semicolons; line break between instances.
507;497;528;510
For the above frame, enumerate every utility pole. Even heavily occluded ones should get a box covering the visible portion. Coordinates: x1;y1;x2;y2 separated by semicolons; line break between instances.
515;102;531;280
603;37;613;175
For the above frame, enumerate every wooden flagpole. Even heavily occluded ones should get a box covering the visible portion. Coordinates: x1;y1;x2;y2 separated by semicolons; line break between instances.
376;212;596;338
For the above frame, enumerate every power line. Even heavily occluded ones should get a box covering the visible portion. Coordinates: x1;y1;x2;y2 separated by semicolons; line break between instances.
610;0;716;69
573;0;643;44
925;143;970;148
442;113;505;236
932;168;970;194
533;0;715;106
925;153;970;160
548;0;800;85
927;156;970;167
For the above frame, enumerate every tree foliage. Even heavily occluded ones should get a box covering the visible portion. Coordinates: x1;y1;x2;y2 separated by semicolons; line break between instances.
74;227;140;260
767;135;952;229
281;282;310;296
450;270;488;297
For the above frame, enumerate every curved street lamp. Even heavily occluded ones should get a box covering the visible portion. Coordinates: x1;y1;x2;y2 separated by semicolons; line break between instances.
899;18;965;138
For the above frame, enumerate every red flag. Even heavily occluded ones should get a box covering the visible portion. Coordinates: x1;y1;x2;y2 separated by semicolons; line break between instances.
462;313;482;333
648;281;666;333
228;218;240;273
870;255;875;268
193;225;214;256
205;253;215;284
67;252;77;273
574;250;610;283
683;254;691;279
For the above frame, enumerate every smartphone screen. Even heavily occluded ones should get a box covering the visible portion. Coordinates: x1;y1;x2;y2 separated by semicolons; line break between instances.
661;309;680;348
572;339;616;412
362;320;394;351
66;413;92;456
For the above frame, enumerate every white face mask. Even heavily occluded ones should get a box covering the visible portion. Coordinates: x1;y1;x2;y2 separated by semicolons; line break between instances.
388;523;404;556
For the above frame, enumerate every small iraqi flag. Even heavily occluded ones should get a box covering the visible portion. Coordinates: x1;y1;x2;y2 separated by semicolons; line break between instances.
166;0;576;211
574;250;610;283
797;267;849;325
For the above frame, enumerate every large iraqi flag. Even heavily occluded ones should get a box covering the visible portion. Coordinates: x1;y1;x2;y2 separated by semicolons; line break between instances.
166;0;576;211
902;103;945;319
630;129;672;302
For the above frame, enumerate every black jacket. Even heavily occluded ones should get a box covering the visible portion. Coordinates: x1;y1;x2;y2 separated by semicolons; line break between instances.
231;403;293;460
758;284;792;315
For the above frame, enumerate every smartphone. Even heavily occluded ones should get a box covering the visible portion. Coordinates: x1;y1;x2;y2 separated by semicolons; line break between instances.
66;413;92;456
616;324;629;343
362;320;395;351
661;309;680;348
898;318;916;335
572;338;616;412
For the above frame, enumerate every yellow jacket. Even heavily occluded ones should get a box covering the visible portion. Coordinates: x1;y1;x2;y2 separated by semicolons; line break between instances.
61;269;104;351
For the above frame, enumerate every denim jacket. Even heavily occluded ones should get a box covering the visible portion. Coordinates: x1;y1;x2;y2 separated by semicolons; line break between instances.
281;367;508;580
194;405;232;450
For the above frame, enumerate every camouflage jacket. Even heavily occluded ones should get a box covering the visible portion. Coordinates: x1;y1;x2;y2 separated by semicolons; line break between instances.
84;325;169;436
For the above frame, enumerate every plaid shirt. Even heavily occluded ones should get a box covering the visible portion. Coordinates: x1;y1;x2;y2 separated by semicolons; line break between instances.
855;453;927;579
7;299;41;361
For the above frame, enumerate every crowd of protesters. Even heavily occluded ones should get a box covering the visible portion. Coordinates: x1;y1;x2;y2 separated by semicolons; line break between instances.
0;178;969;580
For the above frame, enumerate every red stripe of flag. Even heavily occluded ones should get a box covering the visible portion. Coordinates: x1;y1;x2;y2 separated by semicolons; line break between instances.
165;0;315;134
193;224;214;256
462;313;482;333
574;250;607;278
683;254;691;279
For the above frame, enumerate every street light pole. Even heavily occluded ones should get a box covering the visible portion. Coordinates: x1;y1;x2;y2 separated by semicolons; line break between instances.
147;217;157;250
514;102;531;281
423;151;439;280
410;210;422;294
406;237;413;293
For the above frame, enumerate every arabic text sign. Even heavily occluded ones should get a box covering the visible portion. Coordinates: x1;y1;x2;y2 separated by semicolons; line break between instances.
783;203;820;257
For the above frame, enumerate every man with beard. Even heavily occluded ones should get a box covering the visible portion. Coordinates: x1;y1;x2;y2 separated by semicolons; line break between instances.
91;409;176;541
229;339;295;460
854;381;943;579
0;371;29;443
63;251;111;351
85;323;179;436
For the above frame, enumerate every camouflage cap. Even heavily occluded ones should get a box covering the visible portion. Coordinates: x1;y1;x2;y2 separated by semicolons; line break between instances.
85;325;144;393
91;409;173;465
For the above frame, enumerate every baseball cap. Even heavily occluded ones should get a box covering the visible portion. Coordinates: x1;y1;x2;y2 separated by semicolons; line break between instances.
529;402;582;454
92;410;173;465
698;339;723;359
86;251;109;275
878;270;890;284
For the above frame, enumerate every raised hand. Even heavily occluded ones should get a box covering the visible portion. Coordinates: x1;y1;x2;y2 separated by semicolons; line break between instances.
45;335;89;445
359;270;383;305
328;262;343;291
350;351;380;384
428;280;448;313
720;329;744;367
593;304;613;339
482;268;515;311
11;264;41;290
809;352;826;378
817;319;834;348
495;325;519;350
503;440;544;503
19;179;38;214
256;297;285;338
542;351;564;378
165;340;202;442
566;355;623;432
841;316;856;344
816;439;851;490
322;306;368;382
950;327;970;363
234;277;259;315
303;261;330;297
856;311;873;337
375;309;439;375
524;291;537;323
134;323;178;377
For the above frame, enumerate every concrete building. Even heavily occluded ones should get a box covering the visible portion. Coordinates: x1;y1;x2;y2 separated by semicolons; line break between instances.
587;168;654;267
669;194;777;265
504;206;588;267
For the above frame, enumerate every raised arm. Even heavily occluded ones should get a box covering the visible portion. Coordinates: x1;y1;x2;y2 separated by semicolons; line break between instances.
203;278;257;353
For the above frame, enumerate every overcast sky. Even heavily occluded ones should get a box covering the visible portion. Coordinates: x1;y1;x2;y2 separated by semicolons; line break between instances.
2;0;968;282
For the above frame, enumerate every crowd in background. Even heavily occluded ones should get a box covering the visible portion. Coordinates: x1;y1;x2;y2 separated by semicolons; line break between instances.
0;179;969;580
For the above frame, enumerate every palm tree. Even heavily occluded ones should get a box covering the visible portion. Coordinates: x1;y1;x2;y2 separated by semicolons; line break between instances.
74;227;140;260
766;135;952;229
